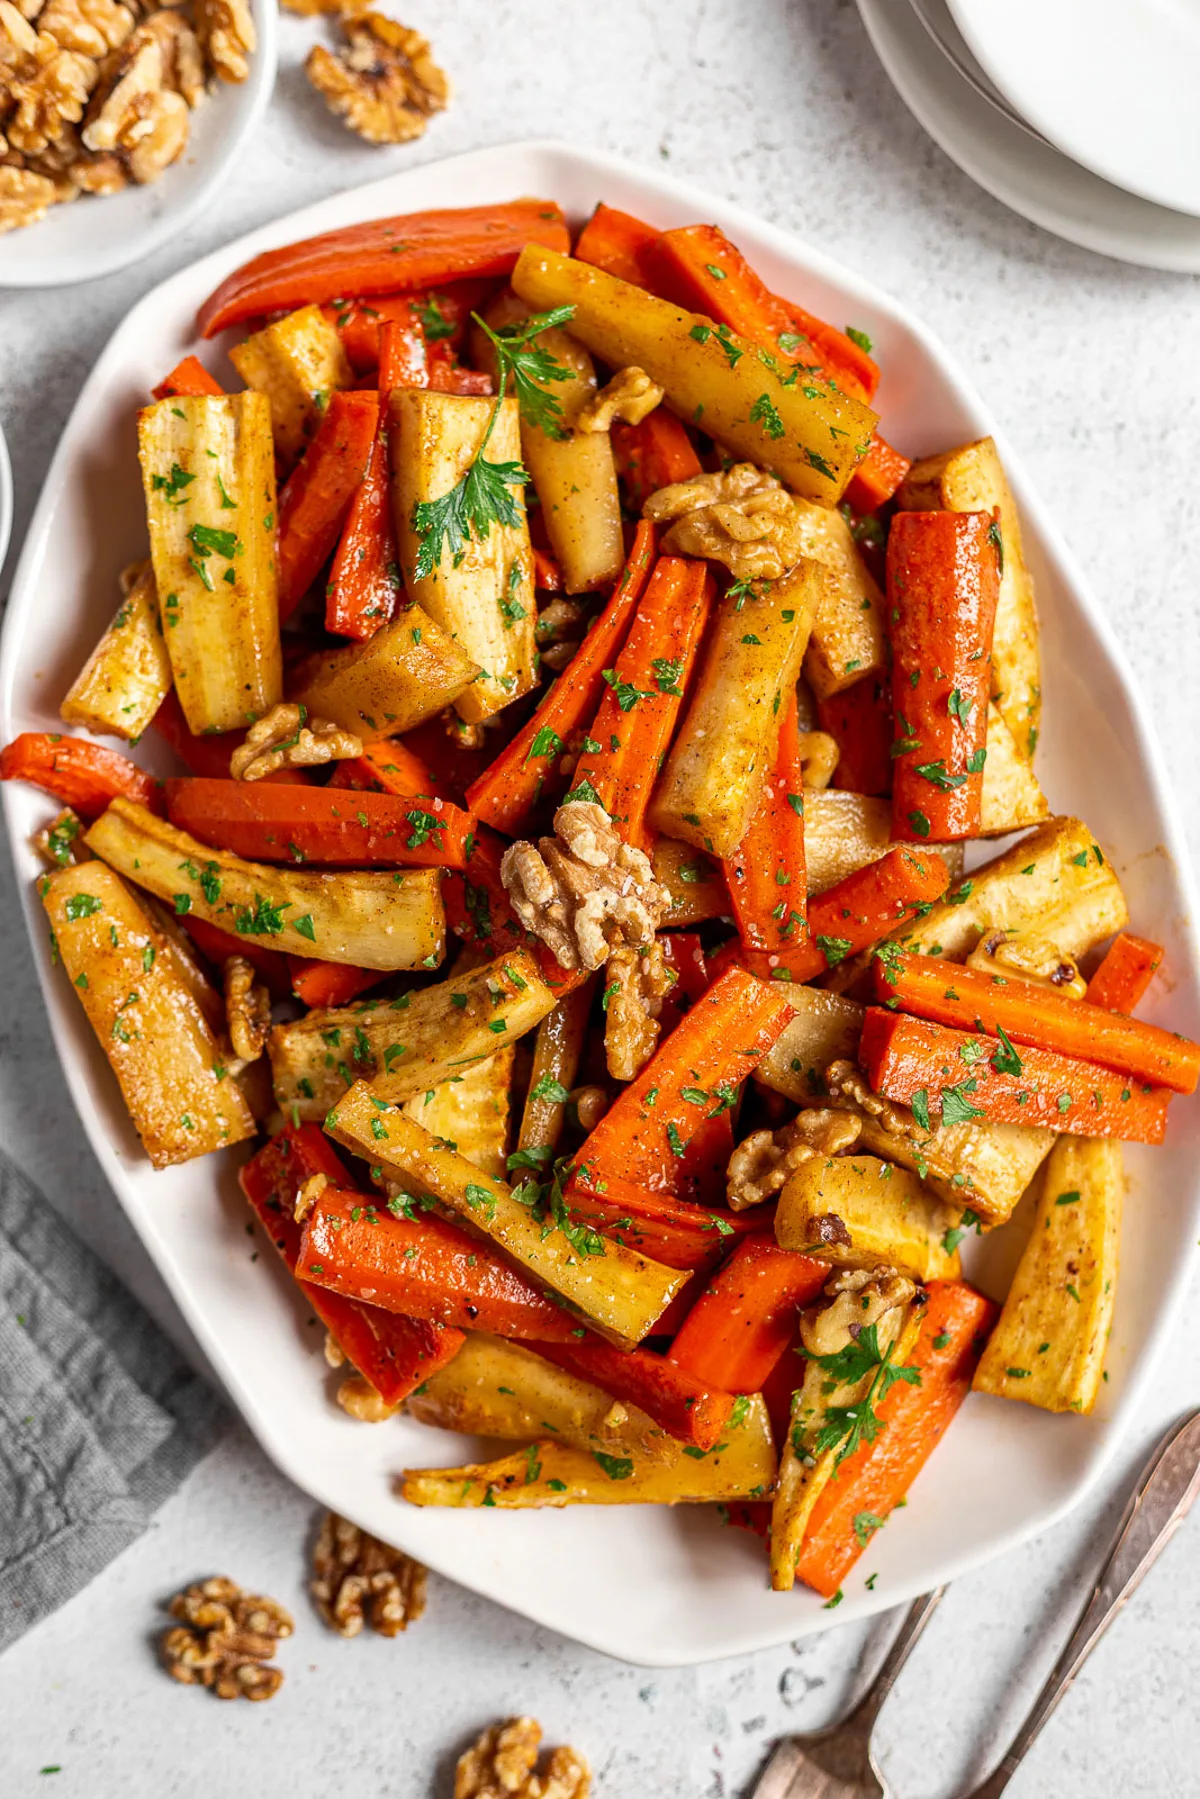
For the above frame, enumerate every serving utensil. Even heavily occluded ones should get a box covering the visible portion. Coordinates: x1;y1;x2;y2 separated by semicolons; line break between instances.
750;1587;945;1799
752;1407;1200;1799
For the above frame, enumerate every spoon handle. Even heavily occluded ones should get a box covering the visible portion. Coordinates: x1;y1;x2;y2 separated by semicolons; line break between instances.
964;1408;1200;1799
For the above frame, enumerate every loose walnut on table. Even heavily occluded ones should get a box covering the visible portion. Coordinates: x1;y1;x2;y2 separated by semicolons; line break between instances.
455;1717;590;1799
306;13;448;145
161;1575;293;1702
311;1510;427;1637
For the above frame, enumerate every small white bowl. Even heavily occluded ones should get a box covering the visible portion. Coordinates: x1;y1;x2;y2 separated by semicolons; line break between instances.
0;422;11;577
0;0;277;289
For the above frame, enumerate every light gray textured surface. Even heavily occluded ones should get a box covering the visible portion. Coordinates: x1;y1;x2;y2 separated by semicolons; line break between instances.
1;1;1199;1793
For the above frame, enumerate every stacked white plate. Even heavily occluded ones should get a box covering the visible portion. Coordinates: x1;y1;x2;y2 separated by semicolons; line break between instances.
858;0;1200;272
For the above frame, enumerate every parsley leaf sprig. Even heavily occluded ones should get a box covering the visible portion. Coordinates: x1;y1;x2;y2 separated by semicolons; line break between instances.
410;305;576;580
804;1321;922;1465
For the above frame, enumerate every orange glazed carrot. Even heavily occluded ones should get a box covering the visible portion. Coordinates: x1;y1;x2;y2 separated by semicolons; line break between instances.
152;355;223;400
574;967;796;1204
276;390;380;621
152;690;239;779
163;777;472;869
818;677;893;797
328;736;452;803
287;958;386;1008
198;199;570;337
844;434;912;514
887;510;1001;843
873;950;1200;1095
465;519;657;835
299;1186;588;1342
668;1232;829;1394
324;426;403;640
858;1007;1173;1144
182;914;292;999
612;410;702;511
532;547;563;592
573;202;660;286
241;1126;462;1404
0;732;163;818
1086;932;1164;1015
536;1339;737;1450
793;1280;996;1598
723;694;809;973
564;1168;760;1271
747;844;950;984
323;283;491;373
566;555;713;848
377;307;429;388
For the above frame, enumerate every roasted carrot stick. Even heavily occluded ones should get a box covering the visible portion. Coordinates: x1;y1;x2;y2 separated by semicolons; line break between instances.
287;958;386;1009
164;777;472;870
241;1126;462;1404
182;914;292;999
1086;932;1164;1015
612;410;702;511
299;1185;589;1342
668;1232;829;1393
276;390;379;621
573;202;661;285
742;844;950;984
465;519;657;835
536;1338;737;1450
574;967;796;1204
323;283;492;373
793;1280;996;1598
654;929;712;1036
844;435;912;514
858;1007;1173;1144
566;555;713;848
645;223;880;402
328;737;452;803
873;950;1200;1095
887;509;1001;843
377;307;429;388
152;690;239;779
152;355;223;401
0;732;163;818
532;547;563;592
198;199;570;337
722;695;809;973
564;1168;761;1270
818;677;893;797
324;426;403;640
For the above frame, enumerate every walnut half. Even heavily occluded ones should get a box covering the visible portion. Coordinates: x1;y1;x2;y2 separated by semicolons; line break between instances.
306;13;448;145
604;937;675;1082
644;463;807;582
500;801;670;973
576;366;664;433
311;1511;427;1637
726;1108;861;1211
162;1576;292;1702
455;1718;590;1799
229;702;363;782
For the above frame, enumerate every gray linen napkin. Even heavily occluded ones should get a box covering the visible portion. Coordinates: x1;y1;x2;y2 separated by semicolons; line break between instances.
0;1145;226;1650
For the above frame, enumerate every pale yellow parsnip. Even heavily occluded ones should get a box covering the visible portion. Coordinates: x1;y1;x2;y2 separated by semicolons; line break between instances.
511;246;877;504
288;605;477;740
60;562;171;741
228;304;353;466
790;498;886;698
775;1155;962;1284
86;798;444;971
649;557;824;857
138;393;282;735
390;390;536;722
42;860;254;1168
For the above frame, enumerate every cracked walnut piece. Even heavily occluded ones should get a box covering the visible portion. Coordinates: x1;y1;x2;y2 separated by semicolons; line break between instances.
229;703;363;782
501;801;670;973
644;464;807;582
0;161;57;228
796;729;840;791
36;0;132;58
223;955;270;1064
456;1718;591;1799
312;1511;427;1637
604;937;675;1082
162;1576;293;1702
727;1108;862;1211
577;366;664;433
5;29;97;155
800;1264;917;1361
194;0;253;82
307;14;448;146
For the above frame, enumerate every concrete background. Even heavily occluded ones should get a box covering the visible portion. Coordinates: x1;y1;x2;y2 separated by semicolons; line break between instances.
1;2;1198;1793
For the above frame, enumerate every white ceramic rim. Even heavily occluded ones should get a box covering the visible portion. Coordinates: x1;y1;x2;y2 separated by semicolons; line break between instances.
0;0;278;290
3;139;1199;1664
0;422;11;579
859;0;1200;275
